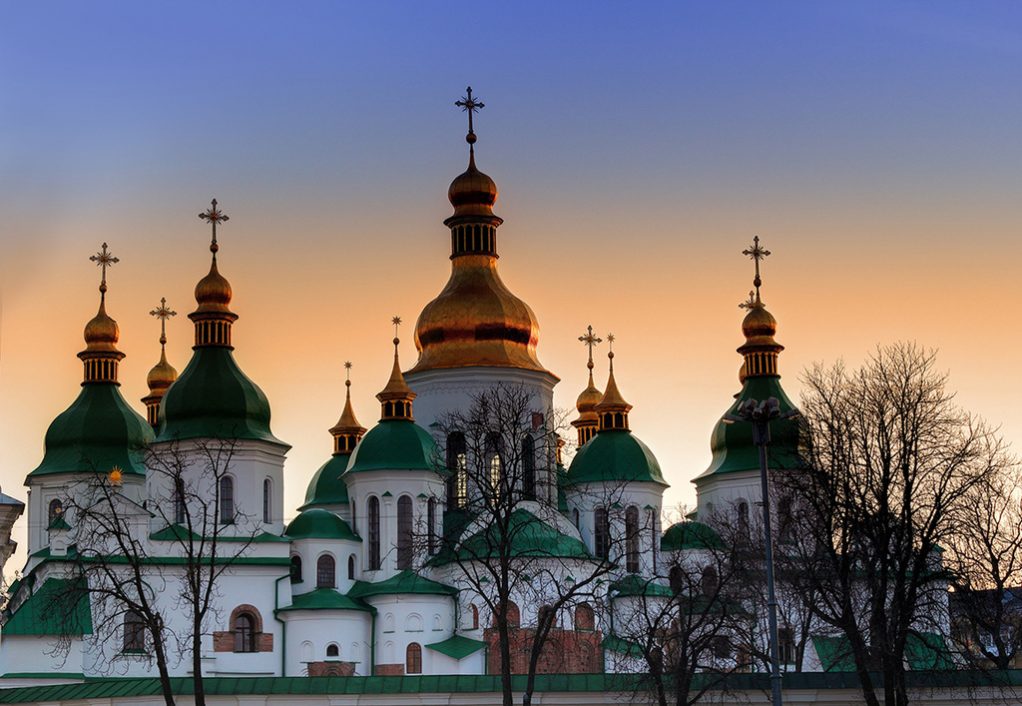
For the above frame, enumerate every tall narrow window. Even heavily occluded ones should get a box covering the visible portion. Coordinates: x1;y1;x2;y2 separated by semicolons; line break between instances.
219;476;234;525
262;478;272;523
174;480;186;524
47;499;63;526
779;626;795;665
427;498;437;554
397;495;413;569
625;506;640;573
316;554;336;588
123;609;145;652
290;555;302;584
233;612;256;652
701;566;718;597
649;509;659;573
777;496;793;544
737;501;749;539
486;432;502;507
347;554;356;580
521;436;536;500
406;642;422;674
446;432;467;509
368;496;381;570
594;508;610;560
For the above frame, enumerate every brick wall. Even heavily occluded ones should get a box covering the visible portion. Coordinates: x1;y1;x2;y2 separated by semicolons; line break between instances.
484;627;602;674
308;661;355;677
375;663;405;676
212;631;274;653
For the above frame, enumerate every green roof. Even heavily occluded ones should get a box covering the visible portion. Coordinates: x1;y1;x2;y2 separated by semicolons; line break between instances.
432;509;591;565
158;347;285;446
27;384;153;479
566;429;667;487
149;525;288;543
284;509;360;541
425;634;486;659
278;588;373;613
3;578;92;636
47;515;71;531
695;376;801;480
344;420;438;474
299;454;351;510
609;574;673;598
661;521;723;551
812;635;856;672
603;634;644;657
906;632;954;670
349;570;457;598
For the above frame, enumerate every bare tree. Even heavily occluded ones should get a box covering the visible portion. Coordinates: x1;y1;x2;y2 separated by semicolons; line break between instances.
784;343;1008;706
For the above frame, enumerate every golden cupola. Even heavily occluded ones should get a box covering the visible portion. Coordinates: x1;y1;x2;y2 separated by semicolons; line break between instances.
595;335;633;432
330;362;367;454
142;298;179;429
737;236;784;379
79;243;125;385
189;199;238;348
408;88;552;378
378;318;417;421
571;326;604;446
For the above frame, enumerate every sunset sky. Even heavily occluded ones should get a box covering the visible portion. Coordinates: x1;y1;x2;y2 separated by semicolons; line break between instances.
2;2;1022;572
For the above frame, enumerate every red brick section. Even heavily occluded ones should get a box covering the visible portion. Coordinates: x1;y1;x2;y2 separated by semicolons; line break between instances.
211;631;274;653
375;663;405;676
484;628;602;674
308;661;355;677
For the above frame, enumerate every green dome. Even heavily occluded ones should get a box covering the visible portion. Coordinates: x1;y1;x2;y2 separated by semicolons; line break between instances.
661;521;723;551
298;454;351;511
695;376;801;481
157;347;284;445
28;385;154;479
284;508;360;541
344;420;438;475
566;429;666;487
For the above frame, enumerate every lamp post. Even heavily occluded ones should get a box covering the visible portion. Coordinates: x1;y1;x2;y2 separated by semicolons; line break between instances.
725;396;797;706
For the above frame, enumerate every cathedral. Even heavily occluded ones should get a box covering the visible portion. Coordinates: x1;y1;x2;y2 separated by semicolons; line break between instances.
0;91;824;698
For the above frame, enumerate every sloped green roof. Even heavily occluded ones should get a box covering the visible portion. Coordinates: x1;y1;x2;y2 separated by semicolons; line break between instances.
661;521;723;552
344;420;438;475
432;509;591;565
425;634;486;659
47;515;71;531
610;574;673;598
812;635;856;672
349;570;457;598
299;454;351;510
695;376;801;480
566;429;667;487
278;588;373;613
603;634;644;657
906;632;954;670
556;464;570;513
284;509;360;541
3;578;92;636
158;347;285;446
149;524;288;543
27;384;153;479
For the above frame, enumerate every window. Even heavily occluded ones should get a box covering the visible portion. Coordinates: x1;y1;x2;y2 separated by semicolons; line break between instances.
594;508;610;560
701;566;718;597
326;643;339;658
262;478;272;523
446;432;467;509
219;476;234;525
779;626;795;666
521;436;536;500
397;495;413;569
574;604;595;631
712;635;731;659
406;642;422;674
317;554;336;588
123;609;145;652
47;499;63;526
669;565;685;595
368;496;381;570
649;509;659;572
174;480;186;524
486;433;503;506
470;604;479;630
777;496;794;544
233;612;256;653
625;506;640;573
495;601;521;628
573;508;580;528
538;605;556;630
347;554;356;580
290;555;302;584
737;501;749;538
427;498;437;554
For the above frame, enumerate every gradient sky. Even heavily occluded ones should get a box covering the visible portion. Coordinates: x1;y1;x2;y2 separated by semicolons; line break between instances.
2;2;1022;575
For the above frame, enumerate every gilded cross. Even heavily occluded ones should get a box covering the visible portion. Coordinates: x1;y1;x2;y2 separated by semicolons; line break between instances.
742;235;770;298
392;316;402;343
578;325;602;371
344;360;353;387
90;243;119;293
198;198;229;253
150;298;177;345
606;332;615;354
455;86;485;142
739;290;758;310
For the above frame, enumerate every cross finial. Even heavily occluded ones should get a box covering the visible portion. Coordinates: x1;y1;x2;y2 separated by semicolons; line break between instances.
150;297;177;346
90;242;119;295
455;86;485;146
344;360;352;388
578;325;603;371
742;236;771;303
738;290;758;311
198;198;229;255
391;316;402;346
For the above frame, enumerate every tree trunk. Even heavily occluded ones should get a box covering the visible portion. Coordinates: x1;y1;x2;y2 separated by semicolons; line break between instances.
192;614;206;706
150;626;176;706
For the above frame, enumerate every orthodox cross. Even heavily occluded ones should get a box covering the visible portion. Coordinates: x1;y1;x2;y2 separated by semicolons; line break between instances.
742;235;770;301
90;243;119;294
606;332;615;357
455;86;484;143
344;361;353;389
578;325;602;371
150;297;177;346
739;290;758;311
198;198;229;254
391;316;402;344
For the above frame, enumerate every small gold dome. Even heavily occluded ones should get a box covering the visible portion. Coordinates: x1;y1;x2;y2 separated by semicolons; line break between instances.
194;260;233;314
576;372;603;420
448;152;498;219
146;349;178;393
83;300;120;354
741;303;778;344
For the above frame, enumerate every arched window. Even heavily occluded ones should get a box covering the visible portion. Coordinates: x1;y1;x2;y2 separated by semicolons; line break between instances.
347;554;356;580
777;496;794;544
779;626;795;665
290;555;303;584
574;604;595;631
625;506;640;573
406;642;422;674
367;496;381;570
471;604;479;630
538;605;556;630
47;499;63;526
649;508;659;572
521;436;536;500
594;508;610;560
701;566;718;597
326;643;340;658
174;480;186;524
669;565;685;595
446;432;467;509
397;496;413;569
123;609;145;652
219;476;234;525
317;554;336;588
737;501;749;539
506;601;520;628
233;612;256;652
486;432;503;506
262;478;272;523
427;498;437;555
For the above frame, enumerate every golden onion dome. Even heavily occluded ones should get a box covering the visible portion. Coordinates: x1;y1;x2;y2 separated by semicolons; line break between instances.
146;349;178;393
576;372;603;419
448;152;499;219
83;300;120;353
741;303;777;340
194;260;233;315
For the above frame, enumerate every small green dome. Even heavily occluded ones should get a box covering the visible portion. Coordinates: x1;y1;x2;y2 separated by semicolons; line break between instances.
299;454;351;511
284;508;360;541
566;429;666;487
661;521;723;551
695;376;801;481
28;385;154;479
157;347;284;445
344;420;438;475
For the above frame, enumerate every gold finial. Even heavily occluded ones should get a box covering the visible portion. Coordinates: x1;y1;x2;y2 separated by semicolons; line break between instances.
606;333;616;364
378;318;416;421
455;86;485;148
150;297;177;347
742;236;771;305
331;360;366;451
579;325;602;372
90;242;119;296
344;360;353;388
198;198;229;256
392;315;402;344
739;290;757;311
595;333;631;431
108;466;123;486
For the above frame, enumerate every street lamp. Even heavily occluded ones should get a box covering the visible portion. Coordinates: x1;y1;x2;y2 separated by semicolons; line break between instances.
724;396;797;706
